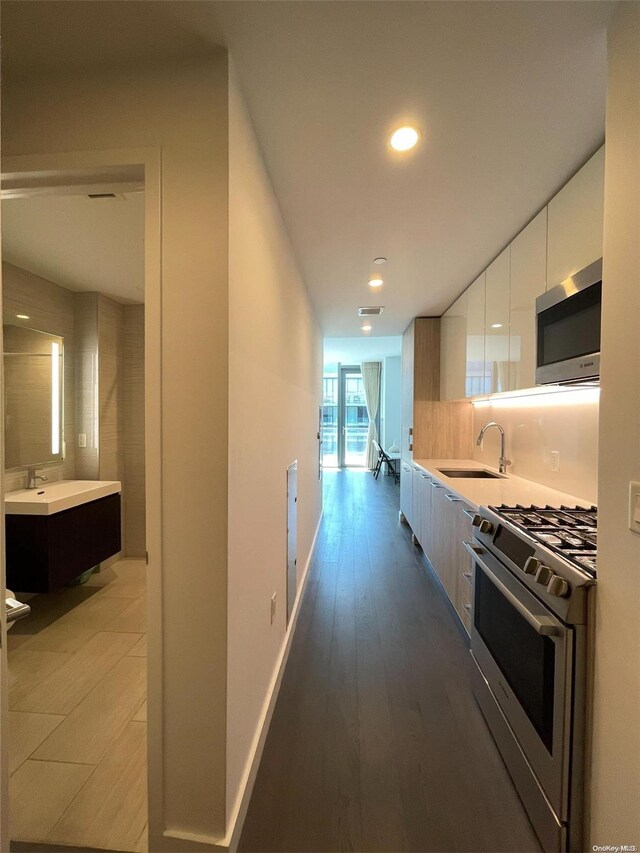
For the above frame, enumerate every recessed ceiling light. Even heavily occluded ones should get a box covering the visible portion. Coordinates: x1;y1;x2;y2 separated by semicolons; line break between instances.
491;323;503;329
389;126;421;152
368;278;383;288
362;323;372;332
16;314;30;320
373;257;387;265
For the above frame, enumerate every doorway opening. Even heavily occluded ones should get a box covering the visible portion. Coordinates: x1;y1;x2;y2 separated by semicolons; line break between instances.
322;365;369;469
1;164;149;853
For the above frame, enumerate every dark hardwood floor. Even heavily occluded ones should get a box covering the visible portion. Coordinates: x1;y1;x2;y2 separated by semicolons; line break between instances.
239;469;541;853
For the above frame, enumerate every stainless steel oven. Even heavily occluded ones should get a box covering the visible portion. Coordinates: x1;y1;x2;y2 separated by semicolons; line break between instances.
466;505;596;853
536;258;602;385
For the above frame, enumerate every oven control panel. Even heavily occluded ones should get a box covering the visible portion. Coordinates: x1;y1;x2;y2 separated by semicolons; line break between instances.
470;507;595;625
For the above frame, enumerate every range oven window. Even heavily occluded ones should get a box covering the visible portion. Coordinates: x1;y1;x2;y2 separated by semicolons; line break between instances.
475;568;556;753
537;281;601;367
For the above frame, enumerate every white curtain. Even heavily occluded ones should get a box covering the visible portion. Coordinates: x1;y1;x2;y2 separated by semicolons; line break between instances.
361;361;381;469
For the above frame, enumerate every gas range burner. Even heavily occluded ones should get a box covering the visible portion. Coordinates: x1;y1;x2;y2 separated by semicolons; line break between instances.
490;503;598;577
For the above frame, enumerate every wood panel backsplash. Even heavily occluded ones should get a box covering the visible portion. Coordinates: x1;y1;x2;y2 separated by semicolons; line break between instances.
413;400;473;459
411;317;473;460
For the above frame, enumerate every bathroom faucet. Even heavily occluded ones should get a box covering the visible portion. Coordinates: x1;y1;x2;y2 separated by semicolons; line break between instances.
476;422;511;475
26;467;47;490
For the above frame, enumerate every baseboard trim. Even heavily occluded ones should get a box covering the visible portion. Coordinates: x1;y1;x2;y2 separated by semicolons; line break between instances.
222;508;323;852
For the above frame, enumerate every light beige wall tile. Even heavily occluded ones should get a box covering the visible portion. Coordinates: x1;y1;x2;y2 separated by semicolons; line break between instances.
47;721;147;852
10;760;95;841
3;262;76;490
74;292;100;479
98;293;124;484
123;304;146;556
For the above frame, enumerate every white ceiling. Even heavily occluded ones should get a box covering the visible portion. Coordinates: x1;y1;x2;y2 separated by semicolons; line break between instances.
1;1;613;333
1;193;145;304
324;336;402;367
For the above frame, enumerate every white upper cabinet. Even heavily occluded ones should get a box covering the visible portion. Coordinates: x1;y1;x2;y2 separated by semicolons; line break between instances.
465;273;487;397
547;146;605;289
440;291;467;401
509;208;548;391
438;147;604;399
485;248;511;394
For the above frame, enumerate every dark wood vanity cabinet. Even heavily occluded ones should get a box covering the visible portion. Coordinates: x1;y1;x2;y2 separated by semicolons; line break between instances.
6;493;121;593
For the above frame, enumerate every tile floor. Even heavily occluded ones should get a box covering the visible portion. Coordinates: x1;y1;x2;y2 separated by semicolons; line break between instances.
7;558;147;852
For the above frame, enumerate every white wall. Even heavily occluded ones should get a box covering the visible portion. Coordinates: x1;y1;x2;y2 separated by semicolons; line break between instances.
472;389;599;503
590;4;640;846
226;66;323;832
382;355;401;451
2;53;231;845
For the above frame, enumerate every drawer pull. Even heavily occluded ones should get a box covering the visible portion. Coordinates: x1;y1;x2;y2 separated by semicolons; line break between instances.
462;508;475;519
445;493;462;502
463;572;472;580
430;481;444;488
462;603;472;613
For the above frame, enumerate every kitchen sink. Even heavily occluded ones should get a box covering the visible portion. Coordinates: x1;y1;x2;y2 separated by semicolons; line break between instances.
436;469;504;479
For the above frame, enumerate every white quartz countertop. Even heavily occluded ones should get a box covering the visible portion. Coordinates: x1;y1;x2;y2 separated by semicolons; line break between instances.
412;459;594;512
5;480;122;516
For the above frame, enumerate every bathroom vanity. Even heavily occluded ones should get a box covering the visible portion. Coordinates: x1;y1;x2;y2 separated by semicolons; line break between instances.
5;480;122;593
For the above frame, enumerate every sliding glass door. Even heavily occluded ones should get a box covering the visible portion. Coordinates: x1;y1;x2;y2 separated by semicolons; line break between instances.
339;366;368;468
322;365;372;468
322;373;338;467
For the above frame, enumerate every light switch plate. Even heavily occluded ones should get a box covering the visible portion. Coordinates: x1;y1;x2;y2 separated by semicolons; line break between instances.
629;482;640;535
551;451;560;472
78;433;87;448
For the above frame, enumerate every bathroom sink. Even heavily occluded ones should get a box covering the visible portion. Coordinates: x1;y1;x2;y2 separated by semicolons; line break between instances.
5;480;122;516
436;469;504;479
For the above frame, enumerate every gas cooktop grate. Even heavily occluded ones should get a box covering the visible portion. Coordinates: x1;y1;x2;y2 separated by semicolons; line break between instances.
490;504;598;577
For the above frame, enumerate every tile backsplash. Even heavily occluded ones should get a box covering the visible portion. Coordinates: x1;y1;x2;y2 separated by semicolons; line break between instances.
472;389;599;504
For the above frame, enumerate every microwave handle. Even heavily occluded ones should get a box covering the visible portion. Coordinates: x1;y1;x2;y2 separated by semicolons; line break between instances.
463;542;560;637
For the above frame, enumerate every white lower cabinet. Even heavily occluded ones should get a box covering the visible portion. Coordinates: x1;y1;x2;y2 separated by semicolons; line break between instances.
414;470;475;635
400;459;414;529
417;470;432;547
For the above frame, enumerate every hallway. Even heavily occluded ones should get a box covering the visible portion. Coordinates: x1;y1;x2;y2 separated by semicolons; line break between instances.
239;469;540;853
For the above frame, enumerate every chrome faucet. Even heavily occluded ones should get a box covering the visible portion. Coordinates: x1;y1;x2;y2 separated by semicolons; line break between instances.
476;422;511;475
26;467;47;490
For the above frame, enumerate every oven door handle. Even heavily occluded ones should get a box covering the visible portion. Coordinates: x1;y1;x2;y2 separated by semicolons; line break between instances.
463;541;560;637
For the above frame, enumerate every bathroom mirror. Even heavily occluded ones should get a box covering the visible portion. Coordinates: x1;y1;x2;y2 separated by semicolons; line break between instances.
3;324;64;470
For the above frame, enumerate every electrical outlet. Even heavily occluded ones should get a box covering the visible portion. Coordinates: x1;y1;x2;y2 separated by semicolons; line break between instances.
78;433;87;448
270;593;277;624
551;451;560;472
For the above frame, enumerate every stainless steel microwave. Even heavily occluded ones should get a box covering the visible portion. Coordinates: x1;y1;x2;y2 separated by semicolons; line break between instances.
536;258;602;385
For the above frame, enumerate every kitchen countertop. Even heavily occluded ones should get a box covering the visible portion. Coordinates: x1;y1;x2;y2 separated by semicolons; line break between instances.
412;458;594;512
